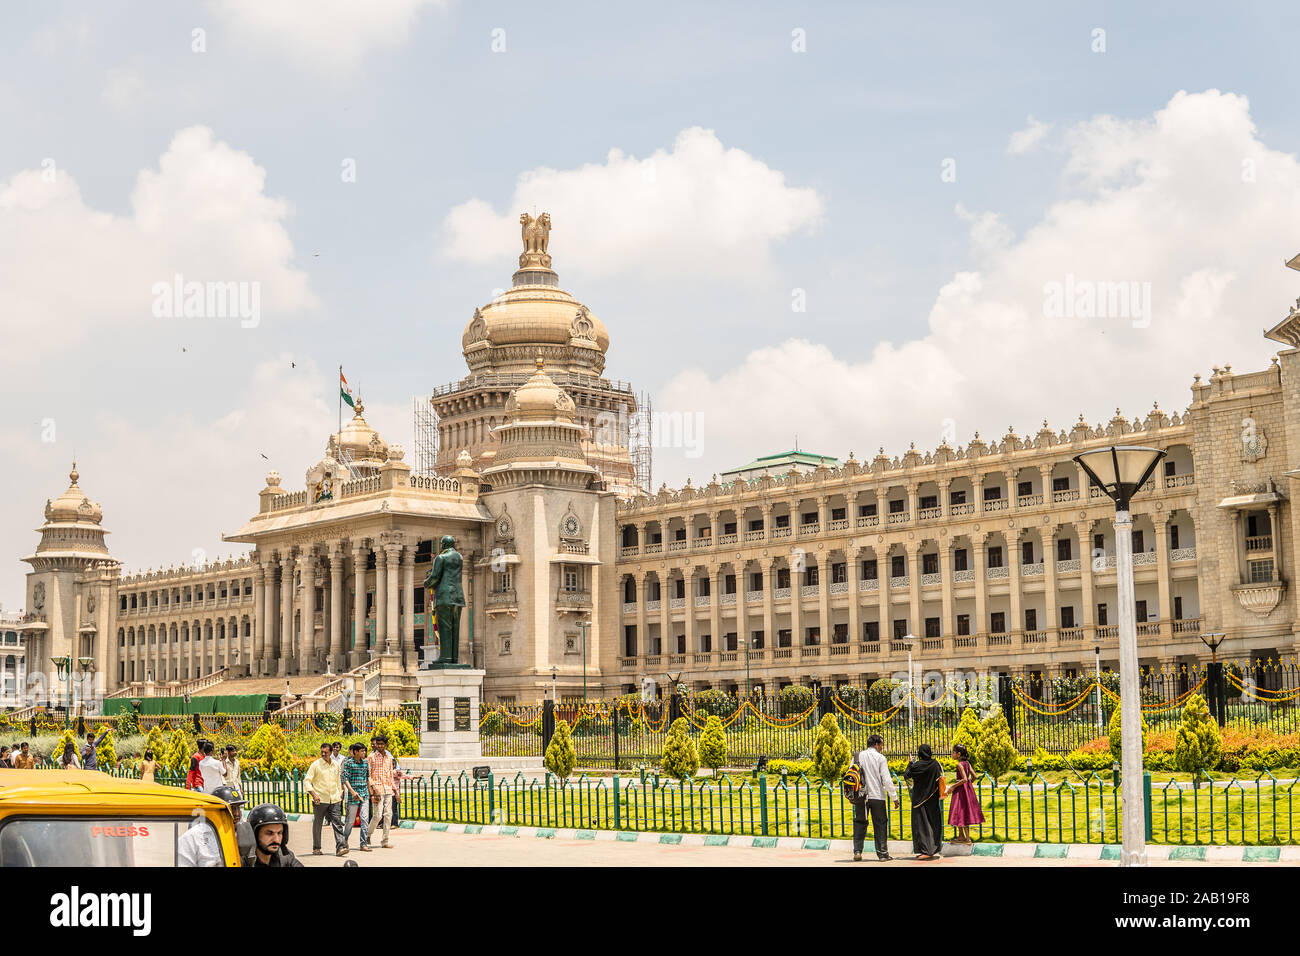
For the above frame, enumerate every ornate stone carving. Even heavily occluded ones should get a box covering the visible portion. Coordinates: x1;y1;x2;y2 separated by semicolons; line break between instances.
1241;424;1267;463
1234;582;1285;617
519;212;553;268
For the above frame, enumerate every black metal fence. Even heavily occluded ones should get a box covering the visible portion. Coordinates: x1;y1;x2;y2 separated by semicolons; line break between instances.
481;660;1300;766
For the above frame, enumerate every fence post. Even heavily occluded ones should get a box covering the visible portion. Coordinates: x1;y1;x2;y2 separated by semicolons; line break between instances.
759;774;769;836
1207;662;1226;727
542;699;555;754
817;685;832;720
612;712;620;770
488;772;495;824
669;691;682;725
1143;771;1152;841
613;774;621;830
998;674;1017;741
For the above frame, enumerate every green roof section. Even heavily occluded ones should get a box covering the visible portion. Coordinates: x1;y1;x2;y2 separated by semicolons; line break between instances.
721;449;840;475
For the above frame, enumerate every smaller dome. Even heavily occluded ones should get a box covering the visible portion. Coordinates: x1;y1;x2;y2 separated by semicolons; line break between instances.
504;357;577;421
46;462;103;525
332;400;389;467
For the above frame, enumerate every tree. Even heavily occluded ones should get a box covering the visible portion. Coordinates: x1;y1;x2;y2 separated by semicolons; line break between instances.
143;724;166;760
778;684;816;717
162;727;194;776
1107;702;1149;766
544;718;576;780
951;706;983;757
243;723;292;775
974;704;1017;780
661;717;699;780
867;678;905;713
812;713;852;785
96;729;117;770
698;715;728;774
373;716;419;757
693;689;738;719
114;710;141;737
1174;693;1222;782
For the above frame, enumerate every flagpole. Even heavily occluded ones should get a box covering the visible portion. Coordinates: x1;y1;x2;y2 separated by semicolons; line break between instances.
338;364;343;452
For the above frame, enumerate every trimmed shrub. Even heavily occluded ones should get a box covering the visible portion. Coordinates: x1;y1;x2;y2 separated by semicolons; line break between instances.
867;678;904;713
975;704;1018;780
96;729;117;769
812;713;851;785
162;727;194;775
479;711;506;735
114;711;141;737
1108;703;1149;765
1174;693;1223;779
243;723;293;775
951;706;983;757
544;719;577;780
778;685;816;717
372;716;419;757
698;715;728;773
661;718;699;780
693;689;738;719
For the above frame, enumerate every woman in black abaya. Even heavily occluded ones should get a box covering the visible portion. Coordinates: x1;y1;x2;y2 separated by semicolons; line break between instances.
903;743;944;859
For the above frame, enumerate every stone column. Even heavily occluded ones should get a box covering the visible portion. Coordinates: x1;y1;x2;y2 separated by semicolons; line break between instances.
877;546;891;642
709;566;722;651
299;550;317;673
938;479;951;518
790;554;804;647
974;534;988;634
252;563;265;670
907;542;921;638
659;572;672;654
1155;513;1172;639
906;484;917;521
685;568;698;652
736;562;749;648
818;495;830;529
1078;521;1096;636
635;571;647;657
374;546;388;651
384;540;401;654
401;549;416;664
279;554;294;676
941;540;955;637
351;542;367;665
847;547;861;645
1009;530;1023;635
817;552;831;645
329;542;345;671
875;488;887;525
265;556;280;671
1044;525;1059;639
762;559;776;651
761;504;773;541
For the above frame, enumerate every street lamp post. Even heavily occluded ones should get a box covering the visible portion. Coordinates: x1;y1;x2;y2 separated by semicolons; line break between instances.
50;656;71;727
739;636;752;699
1093;639;1103;733
1198;632;1227;723
1074;444;1166;868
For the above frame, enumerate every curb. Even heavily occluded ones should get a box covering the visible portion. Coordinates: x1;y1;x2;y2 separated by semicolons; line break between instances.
402;821;1292;860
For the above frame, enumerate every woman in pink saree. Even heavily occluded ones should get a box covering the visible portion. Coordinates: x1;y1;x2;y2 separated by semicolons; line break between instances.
947;743;985;843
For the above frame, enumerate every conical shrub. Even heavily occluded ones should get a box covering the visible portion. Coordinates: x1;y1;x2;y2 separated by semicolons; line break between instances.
661;717;699;780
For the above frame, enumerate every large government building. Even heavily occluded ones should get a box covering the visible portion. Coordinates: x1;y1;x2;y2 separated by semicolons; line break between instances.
11;221;1300;710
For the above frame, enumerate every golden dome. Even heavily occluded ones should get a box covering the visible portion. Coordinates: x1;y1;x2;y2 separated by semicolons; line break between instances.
461;213;609;375
332;400;389;466
504;357;578;421
45;462;103;525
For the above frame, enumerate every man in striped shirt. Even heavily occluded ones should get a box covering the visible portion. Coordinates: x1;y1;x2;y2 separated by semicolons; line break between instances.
365;735;396;849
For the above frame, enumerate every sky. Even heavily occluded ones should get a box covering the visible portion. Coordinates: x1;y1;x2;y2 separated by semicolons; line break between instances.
3;0;1300;612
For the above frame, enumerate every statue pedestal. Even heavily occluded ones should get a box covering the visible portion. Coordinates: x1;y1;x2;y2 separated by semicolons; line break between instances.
416;667;485;760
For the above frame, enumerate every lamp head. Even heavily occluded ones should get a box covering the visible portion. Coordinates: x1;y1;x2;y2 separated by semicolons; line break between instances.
1072;445;1166;511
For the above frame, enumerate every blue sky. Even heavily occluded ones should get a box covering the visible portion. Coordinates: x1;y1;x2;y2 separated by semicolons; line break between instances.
3;0;1300;611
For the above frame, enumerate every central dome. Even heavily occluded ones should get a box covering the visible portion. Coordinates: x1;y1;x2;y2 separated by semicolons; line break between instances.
460;212;609;376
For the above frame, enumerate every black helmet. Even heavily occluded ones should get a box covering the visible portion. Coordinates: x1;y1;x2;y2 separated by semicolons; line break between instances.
210;785;245;809
245;803;288;833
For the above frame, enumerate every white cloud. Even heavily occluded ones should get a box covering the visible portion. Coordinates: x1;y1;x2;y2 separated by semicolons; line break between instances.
0;125;316;367
1007;114;1052;155
655;90;1300;486
101;67;145;110
207;0;449;70
441;127;825;280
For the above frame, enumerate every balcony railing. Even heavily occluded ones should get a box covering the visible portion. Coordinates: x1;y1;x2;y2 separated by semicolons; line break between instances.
773;587;791;600
743;530;765;542
921;637;944;651
861;579;879;592
828;519;850;532
856;515;879;529
1053;489;1080;503
858;643;880;654
1023;630;1048;644
621;602;636;614
1171;547;1197;562
1096;625;1118;639
621;546;639;558
645;600;661;612
800;646;822;658
1137;621;1162;636
720;593;737;606
1056;559;1080;573
1165;474;1195;489
772;527;793;539
887;512;910;525
718;533;738;546
918;507;942;520
694;595;710;608
772;648;793;659
949;503;975;516
644;543;662;554
983;498;1008;512
953;569;974;583
1021;562;1044;577
1246;536;1273;553
799;523;820;536
829;581;849;595
668;540;687;552
669;597;686;610
889;575;909;589
1060;627;1085;641
920;572;941;586
986;566;1009;580
830;644;851;656
987;633;1011;646
694;536;713;549
1171;617;1202;635
954;635;977;649
745;590;763;604
800;584;819;597
1017;494;1043;507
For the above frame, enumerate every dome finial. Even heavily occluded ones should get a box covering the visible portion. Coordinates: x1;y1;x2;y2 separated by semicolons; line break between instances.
69;460;79;485
536;353;545;371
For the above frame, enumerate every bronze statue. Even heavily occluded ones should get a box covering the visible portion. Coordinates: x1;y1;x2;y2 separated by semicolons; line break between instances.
423;534;466;666
518;212;553;268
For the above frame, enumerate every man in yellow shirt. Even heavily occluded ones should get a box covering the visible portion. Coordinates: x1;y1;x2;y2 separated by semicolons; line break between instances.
303;743;346;856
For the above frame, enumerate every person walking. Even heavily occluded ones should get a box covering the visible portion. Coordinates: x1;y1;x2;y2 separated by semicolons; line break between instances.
365;734;396;849
139;749;158;784
81;728;110;771
947;743;985;844
330;742;343;766
903;743;944;860
197;740;226;794
340;742;371;853
304;743;346;856
12;742;35;769
852;732;898;861
221;745;241;791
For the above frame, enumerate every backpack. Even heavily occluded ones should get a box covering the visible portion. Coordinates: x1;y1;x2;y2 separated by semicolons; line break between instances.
841;761;864;802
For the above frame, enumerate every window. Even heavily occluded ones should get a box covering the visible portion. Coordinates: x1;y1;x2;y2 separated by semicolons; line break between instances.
673;578;685;599
1060;606;1075;628
831;562;846;584
1017;481;1033;497
919;495;937;510
775;514;790;528
624;626;637;657
1173;596;1183;620
650;580;662;601
413;588;425;614
949;489;967;505
804;627;819;646
778;629;792;648
1057;538;1072;561
889;499;905;513
1097;603;1108;625
776;568;790;589
1135;599;1148;621
674;528;686;541
925;617;940;638
1132;530;1145;553
1052;476;1069;492
831;507;846;521
892;619;908;639
1170;525;1180;550
751;630;765;649
859;503;878;517
806;566;819;586
988;546;1004;568
832;623;848;644
1249;559;1274;583
1164;461;1176;477
724;574;736;594
801;512;817;525
861;559;878;581
723;632;737;651
922;553;938;575
1022;541;1034;565
700;634;711;652
723;521;737;535
623;578;636;602
990;611;1006;633
891;555;905;578
1094;533;1105;553
750;572;762;591
983;486;1002;501
697;525;711;539
956;614;970;636
564;566;582;592
954;549;968;572
675;634;686;654
863;621;879;642
699;576;711;597
1025;609;1037;631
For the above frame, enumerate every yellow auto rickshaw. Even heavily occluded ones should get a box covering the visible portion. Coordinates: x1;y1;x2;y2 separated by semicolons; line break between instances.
0;770;242;867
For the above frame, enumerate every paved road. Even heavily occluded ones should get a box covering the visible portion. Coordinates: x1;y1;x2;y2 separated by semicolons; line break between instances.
287;819;1280;867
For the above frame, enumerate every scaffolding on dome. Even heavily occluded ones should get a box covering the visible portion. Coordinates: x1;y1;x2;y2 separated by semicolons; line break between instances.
412;395;439;475
629;389;653;497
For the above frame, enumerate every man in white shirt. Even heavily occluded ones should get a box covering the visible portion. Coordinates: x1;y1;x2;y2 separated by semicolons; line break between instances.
852;733;898;861
221;745;241;791
197;741;226;795
177;785;243;867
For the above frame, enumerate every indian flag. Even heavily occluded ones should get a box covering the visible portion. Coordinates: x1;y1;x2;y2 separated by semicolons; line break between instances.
340;370;356;409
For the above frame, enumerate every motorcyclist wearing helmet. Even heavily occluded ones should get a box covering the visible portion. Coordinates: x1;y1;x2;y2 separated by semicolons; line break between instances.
177;785;244;867
242;804;304;868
